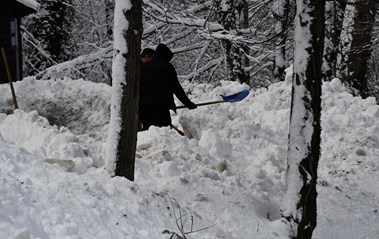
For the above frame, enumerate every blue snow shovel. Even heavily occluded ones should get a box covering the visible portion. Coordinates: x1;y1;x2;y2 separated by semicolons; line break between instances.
176;89;249;109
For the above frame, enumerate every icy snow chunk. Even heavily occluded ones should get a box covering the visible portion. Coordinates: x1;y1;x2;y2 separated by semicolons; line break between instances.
199;129;232;158
158;161;180;177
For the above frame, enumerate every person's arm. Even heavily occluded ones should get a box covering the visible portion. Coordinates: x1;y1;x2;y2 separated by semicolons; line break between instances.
168;64;196;109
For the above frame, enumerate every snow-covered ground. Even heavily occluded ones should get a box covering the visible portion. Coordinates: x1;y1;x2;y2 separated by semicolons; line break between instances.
0;73;378;238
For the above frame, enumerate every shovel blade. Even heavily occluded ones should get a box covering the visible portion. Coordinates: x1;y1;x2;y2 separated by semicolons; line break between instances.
221;90;249;103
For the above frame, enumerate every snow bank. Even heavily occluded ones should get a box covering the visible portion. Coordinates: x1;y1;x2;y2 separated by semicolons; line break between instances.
0;76;378;238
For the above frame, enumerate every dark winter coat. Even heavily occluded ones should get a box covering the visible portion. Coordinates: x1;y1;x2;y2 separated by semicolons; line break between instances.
139;44;195;130
139;44;193;111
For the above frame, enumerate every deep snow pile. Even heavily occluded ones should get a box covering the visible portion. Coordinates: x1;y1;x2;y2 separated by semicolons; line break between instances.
0;74;378;239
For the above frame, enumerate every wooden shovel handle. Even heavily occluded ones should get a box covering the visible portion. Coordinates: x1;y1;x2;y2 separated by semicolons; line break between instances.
170;124;185;136
176;100;224;109
1;47;18;109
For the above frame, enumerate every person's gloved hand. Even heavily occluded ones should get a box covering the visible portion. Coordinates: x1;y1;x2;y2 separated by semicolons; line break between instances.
186;101;197;110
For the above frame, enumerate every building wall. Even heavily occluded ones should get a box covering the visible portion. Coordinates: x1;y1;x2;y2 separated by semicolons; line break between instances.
0;18;20;84
0;0;36;84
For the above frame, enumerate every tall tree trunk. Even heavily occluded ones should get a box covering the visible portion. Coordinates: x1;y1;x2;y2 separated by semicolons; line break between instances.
336;0;355;82
347;0;376;98
323;0;346;80
107;0;142;181
22;0;73;76
281;0;325;238
115;0;142;180
337;0;376;98
215;0;249;84
105;0;115;84
236;0;250;84
273;0;291;81
105;0;115;39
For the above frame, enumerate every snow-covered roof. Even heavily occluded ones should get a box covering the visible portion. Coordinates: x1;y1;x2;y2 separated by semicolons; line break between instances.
14;0;40;11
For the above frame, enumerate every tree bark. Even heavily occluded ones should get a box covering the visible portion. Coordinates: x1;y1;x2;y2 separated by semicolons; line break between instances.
114;0;142;181
105;0;115;38
323;0;346;80
273;0;292;81
281;0;325;238
345;0;376;98
236;0;250;84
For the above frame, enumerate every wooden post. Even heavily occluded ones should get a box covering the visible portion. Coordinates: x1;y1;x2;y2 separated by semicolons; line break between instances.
1;47;18;109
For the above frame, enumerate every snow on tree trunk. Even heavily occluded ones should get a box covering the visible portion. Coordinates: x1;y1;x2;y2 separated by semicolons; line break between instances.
281;0;325;238
106;0;142;181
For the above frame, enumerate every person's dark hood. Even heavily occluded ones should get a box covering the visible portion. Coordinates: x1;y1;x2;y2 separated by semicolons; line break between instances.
155;43;173;62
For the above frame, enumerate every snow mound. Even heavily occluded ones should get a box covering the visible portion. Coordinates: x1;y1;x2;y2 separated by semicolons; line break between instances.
0;76;378;238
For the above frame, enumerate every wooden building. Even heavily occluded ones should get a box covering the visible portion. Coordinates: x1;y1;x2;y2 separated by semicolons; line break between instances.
0;0;39;84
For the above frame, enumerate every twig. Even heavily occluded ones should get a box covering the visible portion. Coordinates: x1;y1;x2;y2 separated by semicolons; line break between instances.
163;194;215;238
